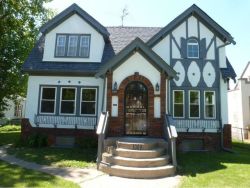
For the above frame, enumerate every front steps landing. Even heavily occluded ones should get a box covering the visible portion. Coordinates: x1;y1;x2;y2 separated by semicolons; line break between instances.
99;137;176;179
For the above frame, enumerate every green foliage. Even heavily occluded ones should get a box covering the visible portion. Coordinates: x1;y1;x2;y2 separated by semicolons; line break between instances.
76;137;98;149
0;0;54;114
27;133;48;147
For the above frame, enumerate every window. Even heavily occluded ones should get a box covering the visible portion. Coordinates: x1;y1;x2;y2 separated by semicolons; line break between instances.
79;35;90;57
60;88;76;115
189;91;200;118
187;39;199;58
55;35;66;56
40;87;56;114
67;35;78;56
173;90;184;118
81;88;96;115
204;91;216;118
55;34;90;58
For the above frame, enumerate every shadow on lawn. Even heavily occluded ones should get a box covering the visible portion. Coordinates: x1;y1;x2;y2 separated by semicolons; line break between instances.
0;160;74;188
177;142;250;177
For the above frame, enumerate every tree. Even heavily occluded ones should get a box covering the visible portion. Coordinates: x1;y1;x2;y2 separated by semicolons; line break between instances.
0;0;53;116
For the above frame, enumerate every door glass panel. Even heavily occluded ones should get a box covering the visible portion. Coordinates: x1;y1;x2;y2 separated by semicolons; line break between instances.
125;82;147;135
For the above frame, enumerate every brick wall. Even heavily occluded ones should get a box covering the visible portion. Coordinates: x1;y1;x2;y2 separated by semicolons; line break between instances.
21;118;97;146
107;72;167;137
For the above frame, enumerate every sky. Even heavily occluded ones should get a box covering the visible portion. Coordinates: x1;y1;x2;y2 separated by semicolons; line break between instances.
45;0;250;80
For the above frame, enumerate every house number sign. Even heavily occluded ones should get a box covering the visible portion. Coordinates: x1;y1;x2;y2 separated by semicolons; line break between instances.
132;144;143;150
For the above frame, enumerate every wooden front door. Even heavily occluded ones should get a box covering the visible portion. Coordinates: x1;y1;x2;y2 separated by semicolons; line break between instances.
125;81;148;135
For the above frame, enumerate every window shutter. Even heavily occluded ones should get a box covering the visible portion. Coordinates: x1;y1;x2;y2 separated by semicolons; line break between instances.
199;38;206;59
180;37;187;58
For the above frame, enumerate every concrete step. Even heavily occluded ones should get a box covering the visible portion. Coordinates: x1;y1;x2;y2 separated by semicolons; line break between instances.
102;153;170;167
100;163;176;179
116;140;158;150
115;147;165;159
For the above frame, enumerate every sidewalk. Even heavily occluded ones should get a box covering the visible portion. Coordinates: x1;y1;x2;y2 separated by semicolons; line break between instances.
0;145;181;188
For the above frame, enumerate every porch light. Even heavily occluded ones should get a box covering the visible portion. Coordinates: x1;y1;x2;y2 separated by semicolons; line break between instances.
155;83;160;91
113;82;118;91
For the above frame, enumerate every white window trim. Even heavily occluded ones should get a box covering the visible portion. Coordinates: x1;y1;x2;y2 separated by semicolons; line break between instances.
189;90;200;119
80;88;97;116
59;87;77;115
55;35;66;57
67;35;78;57
187;39;199;59
204;91;216;119
79;35;90;58
173;90;185;118
39;86;57;115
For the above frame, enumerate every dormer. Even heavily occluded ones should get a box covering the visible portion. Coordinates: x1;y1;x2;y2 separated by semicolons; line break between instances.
40;4;110;63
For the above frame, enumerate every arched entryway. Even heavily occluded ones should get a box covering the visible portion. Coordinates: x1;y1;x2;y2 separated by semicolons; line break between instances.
125;81;148;135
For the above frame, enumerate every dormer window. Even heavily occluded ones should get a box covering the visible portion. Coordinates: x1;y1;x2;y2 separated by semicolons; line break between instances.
55;34;90;58
187;39;199;58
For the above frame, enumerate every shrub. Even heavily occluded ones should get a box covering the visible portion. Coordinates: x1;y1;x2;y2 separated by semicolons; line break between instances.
27;133;48;148
76;137;97;149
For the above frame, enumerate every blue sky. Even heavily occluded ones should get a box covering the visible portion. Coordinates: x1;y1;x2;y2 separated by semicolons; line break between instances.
45;0;250;79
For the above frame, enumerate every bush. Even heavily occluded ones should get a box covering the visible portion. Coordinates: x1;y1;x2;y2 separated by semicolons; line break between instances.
0;118;10;126
26;133;48;148
76;137;97;149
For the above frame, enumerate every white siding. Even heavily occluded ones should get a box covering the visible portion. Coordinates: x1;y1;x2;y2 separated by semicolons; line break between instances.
152;35;170;64
188;16;198;38
112;52;160;93
43;14;105;62
25;76;103;127
220;75;228;126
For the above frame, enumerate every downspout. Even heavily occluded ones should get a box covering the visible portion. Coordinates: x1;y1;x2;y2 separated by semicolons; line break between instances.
217;41;233;151
101;76;107;112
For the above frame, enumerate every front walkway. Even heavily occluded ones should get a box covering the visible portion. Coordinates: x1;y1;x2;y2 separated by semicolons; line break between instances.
0;145;181;188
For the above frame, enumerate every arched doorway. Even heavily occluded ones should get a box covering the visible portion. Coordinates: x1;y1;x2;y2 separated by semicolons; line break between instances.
125;81;148;135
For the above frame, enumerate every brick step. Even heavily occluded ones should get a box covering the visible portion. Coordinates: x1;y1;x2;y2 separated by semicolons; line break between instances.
100;163;176;179
114;147;165;159
102;153;170;167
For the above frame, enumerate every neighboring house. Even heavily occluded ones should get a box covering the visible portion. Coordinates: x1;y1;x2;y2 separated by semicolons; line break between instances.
22;4;236;152
2;97;26;121
228;62;250;140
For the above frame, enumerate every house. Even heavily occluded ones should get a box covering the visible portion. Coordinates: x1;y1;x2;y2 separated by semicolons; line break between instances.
1;97;26;125
21;3;236;178
228;62;250;140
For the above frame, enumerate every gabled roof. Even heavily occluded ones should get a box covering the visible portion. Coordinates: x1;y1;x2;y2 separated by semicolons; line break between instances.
96;37;177;78
220;58;237;82
147;4;236;47
40;3;110;40
240;61;250;79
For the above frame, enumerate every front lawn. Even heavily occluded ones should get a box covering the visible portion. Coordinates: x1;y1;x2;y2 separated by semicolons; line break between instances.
178;141;250;188
0;160;79;188
0;125;20;146
0;125;96;168
8;147;96;168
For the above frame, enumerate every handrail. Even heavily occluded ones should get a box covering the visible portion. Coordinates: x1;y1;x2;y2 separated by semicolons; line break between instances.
164;114;178;167
96;111;109;169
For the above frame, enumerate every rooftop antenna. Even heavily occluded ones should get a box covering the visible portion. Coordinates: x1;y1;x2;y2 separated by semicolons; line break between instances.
121;6;128;27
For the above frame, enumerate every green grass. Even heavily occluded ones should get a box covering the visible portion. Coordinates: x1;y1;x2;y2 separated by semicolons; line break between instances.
0;125;96;168
8;147;97;168
0;125;21;146
178;141;250;188
0;160;79;188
